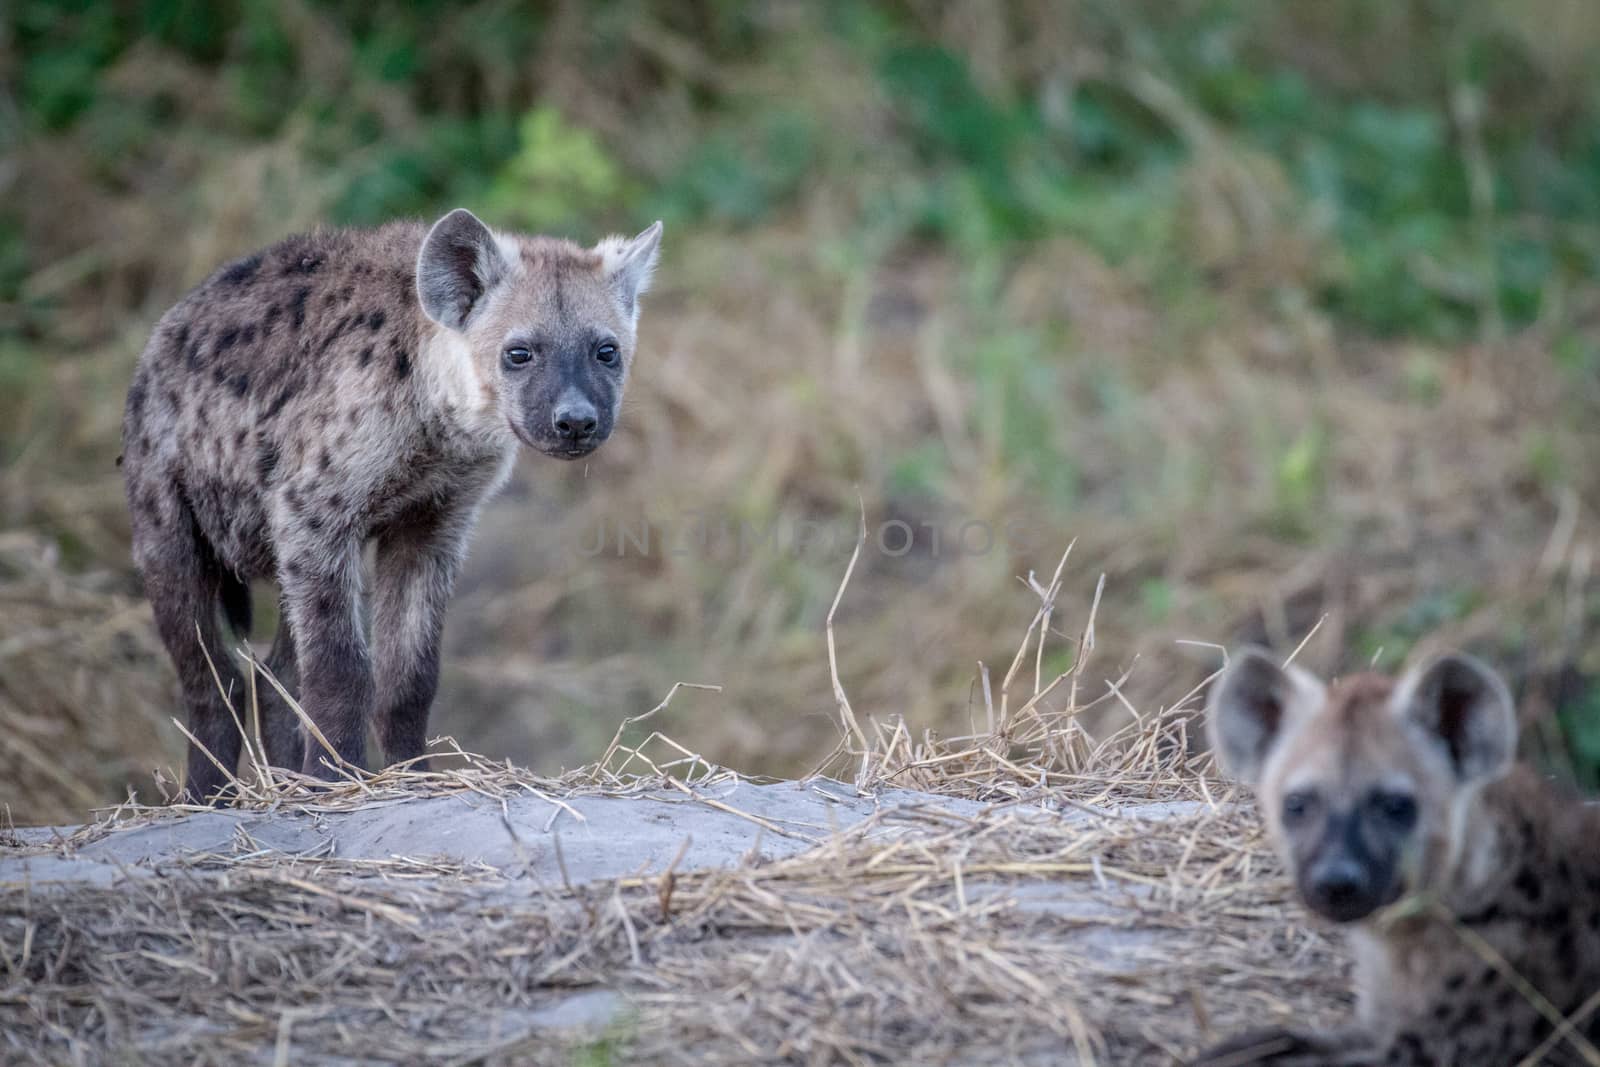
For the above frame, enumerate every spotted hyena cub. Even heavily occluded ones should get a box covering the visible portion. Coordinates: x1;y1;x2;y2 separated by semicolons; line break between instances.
1195;649;1600;1066
123;209;662;802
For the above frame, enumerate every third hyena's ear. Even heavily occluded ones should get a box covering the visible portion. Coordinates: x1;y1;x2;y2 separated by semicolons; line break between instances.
417;208;512;330
1207;648;1327;785
595;220;663;318
1391;653;1516;783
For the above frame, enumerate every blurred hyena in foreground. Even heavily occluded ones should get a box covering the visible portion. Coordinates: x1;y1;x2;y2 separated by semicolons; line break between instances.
122;209;662;802
1197;649;1600;1066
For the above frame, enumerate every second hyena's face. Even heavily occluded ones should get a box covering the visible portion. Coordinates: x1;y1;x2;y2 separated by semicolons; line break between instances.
1207;650;1517;924
417;209;662;459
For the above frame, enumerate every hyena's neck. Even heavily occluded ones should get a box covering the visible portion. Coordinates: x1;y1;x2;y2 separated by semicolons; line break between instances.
413;318;515;458
1436;779;1519;914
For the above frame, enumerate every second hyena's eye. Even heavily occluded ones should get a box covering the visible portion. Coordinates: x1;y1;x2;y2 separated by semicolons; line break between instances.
504;346;533;368
1282;790;1319;824
1370;790;1418;828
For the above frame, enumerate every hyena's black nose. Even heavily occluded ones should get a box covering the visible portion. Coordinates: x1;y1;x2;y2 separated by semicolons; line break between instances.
1304;858;1376;922
1313;869;1362;902
553;401;599;440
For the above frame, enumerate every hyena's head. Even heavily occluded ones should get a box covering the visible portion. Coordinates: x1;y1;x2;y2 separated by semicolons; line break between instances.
416;208;662;459
1207;649;1517;924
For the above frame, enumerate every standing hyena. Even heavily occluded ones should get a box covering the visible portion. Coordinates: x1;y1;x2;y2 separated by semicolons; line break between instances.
122;209;662;802
1196;649;1600;1066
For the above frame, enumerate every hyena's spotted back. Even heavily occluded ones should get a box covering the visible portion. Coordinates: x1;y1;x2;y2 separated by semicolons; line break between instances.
122;222;439;582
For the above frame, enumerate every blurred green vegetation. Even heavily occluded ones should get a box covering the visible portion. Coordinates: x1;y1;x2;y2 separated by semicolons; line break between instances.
7;0;1600;800
15;0;1600;338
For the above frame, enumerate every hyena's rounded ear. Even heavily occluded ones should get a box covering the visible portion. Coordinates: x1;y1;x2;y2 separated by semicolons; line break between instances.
417;208;512;330
595;220;662;318
1391;653;1516;783
1206;648;1327;785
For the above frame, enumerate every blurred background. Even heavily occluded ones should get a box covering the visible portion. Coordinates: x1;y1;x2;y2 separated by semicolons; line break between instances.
6;0;1600;824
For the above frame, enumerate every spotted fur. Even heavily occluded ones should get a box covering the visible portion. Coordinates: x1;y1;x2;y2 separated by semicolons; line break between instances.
122;209;662;801
1195;650;1600;1066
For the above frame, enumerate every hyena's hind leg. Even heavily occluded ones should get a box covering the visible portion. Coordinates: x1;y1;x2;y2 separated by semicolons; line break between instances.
255;600;305;773
132;484;247;803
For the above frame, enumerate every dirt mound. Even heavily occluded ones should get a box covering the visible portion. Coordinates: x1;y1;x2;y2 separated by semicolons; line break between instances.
2;767;1338;1065
0;540;1353;1065
0;592;1356;1067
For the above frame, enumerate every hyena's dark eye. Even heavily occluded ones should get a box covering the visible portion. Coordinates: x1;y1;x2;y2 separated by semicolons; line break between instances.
504;346;533;368
595;342;618;365
1282;790;1319;824
1370;790;1418;828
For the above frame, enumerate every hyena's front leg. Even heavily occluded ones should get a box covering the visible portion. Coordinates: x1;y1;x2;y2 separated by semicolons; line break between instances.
279;541;372;778
255;599;303;772
371;509;472;770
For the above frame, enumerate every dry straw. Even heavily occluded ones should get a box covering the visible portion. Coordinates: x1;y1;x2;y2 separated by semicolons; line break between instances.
0;540;1584;1065
0;536;1307;1065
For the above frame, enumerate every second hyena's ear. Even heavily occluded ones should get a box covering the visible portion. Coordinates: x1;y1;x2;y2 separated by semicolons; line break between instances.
417;208;512;330
1207;648;1327;785
1392;653;1516;783
595;220;663;318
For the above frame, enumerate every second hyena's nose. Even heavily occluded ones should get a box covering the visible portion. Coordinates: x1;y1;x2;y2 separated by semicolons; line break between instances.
1313;868;1362;902
553;402;598;440
1304;858;1374;922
